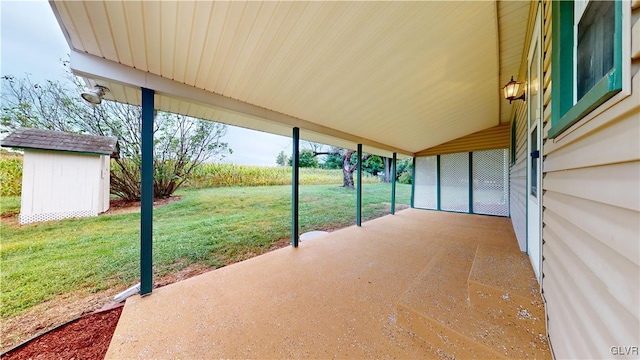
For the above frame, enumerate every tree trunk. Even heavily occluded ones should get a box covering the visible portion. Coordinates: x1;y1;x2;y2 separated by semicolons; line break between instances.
313;149;370;189
342;150;355;188
382;157;392;183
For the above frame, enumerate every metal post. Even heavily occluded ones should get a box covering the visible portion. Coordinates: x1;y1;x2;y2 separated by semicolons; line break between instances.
140;87;154;296
291;127;300;247
410;157;415;208
469;152;473;214
356;144;362;226
391;153;397;215
436;155;441;211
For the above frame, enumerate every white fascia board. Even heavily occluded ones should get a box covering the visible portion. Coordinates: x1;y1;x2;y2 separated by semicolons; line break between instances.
70;51;412;157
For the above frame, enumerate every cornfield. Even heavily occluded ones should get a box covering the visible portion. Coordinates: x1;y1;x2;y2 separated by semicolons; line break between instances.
0;157;380;197
184;163;380;188
0;153;22;196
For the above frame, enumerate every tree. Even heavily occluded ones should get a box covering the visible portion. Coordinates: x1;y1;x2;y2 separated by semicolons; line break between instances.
1;71;231;201
305;141;325;154
313;147;372;188
289;149;318;168
275;151;289;166
396;158;413;184
362;155;383;176
322;152;343;169
382;157;392;183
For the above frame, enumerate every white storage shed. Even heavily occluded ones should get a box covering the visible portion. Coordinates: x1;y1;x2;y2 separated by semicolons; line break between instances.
1;128;118;224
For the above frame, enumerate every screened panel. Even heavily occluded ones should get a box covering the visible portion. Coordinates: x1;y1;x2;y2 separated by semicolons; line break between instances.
440;153;469;212
414;156;437;209
473;149;509;216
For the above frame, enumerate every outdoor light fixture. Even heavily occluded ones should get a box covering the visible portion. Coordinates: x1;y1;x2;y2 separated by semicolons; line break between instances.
80;85;109;105
502;76;525;104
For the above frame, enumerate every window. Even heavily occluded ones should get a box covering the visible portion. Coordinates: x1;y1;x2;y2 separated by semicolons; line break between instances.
549;0;623;139
575;1;615;101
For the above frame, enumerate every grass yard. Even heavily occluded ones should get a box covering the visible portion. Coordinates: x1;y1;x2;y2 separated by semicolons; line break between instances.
0;183;410;321
0;195;20;215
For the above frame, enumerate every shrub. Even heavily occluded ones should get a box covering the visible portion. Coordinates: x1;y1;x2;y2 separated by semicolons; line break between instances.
398;170;412;185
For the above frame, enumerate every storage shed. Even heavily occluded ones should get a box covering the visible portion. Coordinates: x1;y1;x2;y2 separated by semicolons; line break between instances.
1;128;118;224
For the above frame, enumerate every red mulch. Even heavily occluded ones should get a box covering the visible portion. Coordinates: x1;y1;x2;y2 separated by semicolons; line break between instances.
102;196;182;216
2;307;122;360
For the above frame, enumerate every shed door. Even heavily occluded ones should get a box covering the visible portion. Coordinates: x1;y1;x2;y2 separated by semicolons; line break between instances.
98;155;110;213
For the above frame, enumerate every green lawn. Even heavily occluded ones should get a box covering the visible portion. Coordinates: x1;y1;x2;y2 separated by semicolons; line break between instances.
0;183;410;320
0;195;20;215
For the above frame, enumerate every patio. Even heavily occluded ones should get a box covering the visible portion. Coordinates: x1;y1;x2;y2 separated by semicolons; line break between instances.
106;209;549;359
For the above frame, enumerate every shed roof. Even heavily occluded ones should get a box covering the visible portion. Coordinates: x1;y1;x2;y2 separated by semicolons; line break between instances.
0;128;118;155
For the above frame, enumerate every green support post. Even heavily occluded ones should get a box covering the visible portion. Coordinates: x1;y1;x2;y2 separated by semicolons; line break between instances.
468;152;473;214
410;157;415;208
291;127;300;247
140;87;154;296
436;155;441;211
356;144;362;226
391;153;397;215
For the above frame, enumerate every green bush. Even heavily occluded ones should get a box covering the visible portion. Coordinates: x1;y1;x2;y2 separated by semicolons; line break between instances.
398;170;412;184
396;158;413;184
0;154;22;196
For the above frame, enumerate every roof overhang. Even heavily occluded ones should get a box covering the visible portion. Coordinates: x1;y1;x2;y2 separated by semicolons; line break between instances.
70;50;408;157
50;1;531;158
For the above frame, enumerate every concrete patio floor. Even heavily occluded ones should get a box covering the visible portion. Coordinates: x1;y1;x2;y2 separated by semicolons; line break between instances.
106;209;551;359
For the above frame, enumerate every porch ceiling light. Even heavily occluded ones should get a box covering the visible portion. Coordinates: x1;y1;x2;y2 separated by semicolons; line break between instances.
81;85;109;105
502;76;525;104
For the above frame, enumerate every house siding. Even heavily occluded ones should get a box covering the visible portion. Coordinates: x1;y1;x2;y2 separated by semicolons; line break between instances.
541;1;640;359
509;103;528;251
414;124;509;157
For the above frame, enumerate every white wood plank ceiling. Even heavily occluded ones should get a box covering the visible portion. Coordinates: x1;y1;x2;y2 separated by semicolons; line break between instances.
51;1;530;157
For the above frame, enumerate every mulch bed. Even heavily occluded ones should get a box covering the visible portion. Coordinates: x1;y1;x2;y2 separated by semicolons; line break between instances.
103;196;182;215
1;307;122;360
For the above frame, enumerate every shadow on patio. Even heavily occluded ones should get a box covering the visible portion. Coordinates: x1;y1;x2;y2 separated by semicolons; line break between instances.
106;209;550;359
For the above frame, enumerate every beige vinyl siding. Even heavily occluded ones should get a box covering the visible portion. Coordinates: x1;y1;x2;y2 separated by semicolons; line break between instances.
541;1;640;359
414;124;510;157
509;104;528;251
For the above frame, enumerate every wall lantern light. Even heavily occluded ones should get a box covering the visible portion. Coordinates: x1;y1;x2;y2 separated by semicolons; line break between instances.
502;76;525;104
81;85;109;105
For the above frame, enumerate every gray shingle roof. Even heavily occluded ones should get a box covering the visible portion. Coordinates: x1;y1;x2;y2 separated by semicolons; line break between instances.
1;128;118;155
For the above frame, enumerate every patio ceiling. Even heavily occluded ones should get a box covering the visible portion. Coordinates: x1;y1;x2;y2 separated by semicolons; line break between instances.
50;1;530;157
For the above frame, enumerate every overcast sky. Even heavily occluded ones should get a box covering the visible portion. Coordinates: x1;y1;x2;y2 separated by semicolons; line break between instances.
0;0;294;166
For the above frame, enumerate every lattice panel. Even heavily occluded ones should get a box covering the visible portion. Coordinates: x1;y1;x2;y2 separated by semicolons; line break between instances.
473;149;509;216
414;156;437;209
19;210;98;225
440;152;469;212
